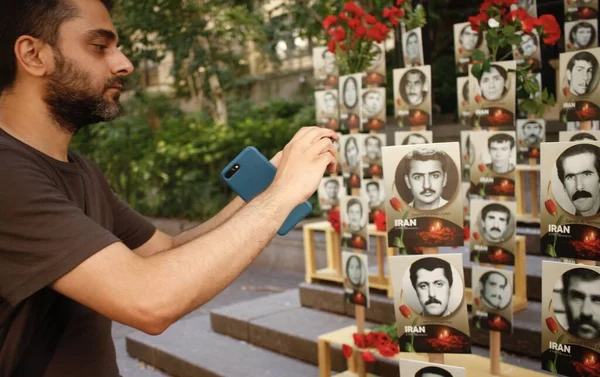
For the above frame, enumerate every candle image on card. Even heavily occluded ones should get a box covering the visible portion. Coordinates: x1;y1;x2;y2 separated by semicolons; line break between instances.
390;254;471;354
393;66;432;128
558;48;600;123
470;199;517;266
470;61;516;129
472;266;514;334
469;131;517;199
342;251;370;307
541;261;600;375
565;0;598;21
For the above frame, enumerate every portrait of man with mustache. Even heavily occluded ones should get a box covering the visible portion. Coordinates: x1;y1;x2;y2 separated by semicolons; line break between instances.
399;148;451;211
400;69;427;106
561;268;600;340
409;257;454;317
556;143;600;216
480;203;512;243
479;271;510;310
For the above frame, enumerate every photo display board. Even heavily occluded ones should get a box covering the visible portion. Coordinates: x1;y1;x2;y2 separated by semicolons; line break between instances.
469;61;517;129
472;266;514;334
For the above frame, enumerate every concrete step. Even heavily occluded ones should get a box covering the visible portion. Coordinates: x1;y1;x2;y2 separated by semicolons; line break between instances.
209;290;546;377
126;314;319;377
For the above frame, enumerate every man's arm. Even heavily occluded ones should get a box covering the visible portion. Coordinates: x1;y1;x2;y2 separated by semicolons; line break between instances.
51;128;337;335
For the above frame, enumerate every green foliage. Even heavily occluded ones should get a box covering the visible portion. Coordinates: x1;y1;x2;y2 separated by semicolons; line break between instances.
71;93;311;220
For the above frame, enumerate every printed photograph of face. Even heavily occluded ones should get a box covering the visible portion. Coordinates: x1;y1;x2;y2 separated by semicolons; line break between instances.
569;21;597;50
364;180;384;209
400;359;466;377
342;76;359;109
478;270;512;310
565;51;599;97
322;49;337;76
342;135;363;174
518;120;544;147
344;197;367;233
362;89;384;118
368;44;384;71
567;120;600;131
518;0;537;16
395;148;459;211
478;64;509;101
478;202;514;243
553;267;600;340
313;47;337;81
518;33;538;58
552;143;600;217
345;254;367;288
485;133;516;174
364;135;383;163
318;177;343;209
403;257;464;318
405;30;422;65
559;131;600;141
459;24;482;52
402;133;430;145
318;90;338;116
400;69;428;106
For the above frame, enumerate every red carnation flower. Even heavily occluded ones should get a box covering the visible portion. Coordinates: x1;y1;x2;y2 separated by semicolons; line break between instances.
361;352;376;363
323;15;338;30
342;344;354;358
365;14;377;25
539;14;560;45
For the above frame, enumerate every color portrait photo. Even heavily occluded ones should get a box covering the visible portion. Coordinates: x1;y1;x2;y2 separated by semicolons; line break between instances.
472;266;514;334
390;254;471;354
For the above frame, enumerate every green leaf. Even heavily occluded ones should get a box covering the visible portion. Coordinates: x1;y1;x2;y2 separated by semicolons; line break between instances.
519;99;539;115
482;59;491;73
542;88;550;101
503;25;516;38
472;50;486;61
471;64;483;79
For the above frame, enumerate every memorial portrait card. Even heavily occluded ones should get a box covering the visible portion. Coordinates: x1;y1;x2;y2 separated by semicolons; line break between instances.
362;178;386;223
460;131;477;182
470;198;517;266
318;176;345;211
361;87;386;132
457;76;472;128
472;266;514;334
403;26;425;68
454;22;488;76
565;20;599;52
541;141;600;261
312;46;338;89
469;61;517;129
341;134;365;188
342;251;370;307
363;133;386;179
364;42;386;87
517;119;544;163
541;261;600;376
567;120;600;131
463;182;471;221
399;359;466;377
390;254;471;354
558;48;600;123
469;131;517;199
341;196;370;251
393;66;432;128
382;143;464;251
394;131;433;146
339;73;363;131
564;0;598;22
559;130;600;141
513;32;542;72
315;90;339;130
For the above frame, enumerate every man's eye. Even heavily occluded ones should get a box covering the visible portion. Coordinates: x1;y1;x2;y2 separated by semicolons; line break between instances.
432;173;440;179
93;44;108;51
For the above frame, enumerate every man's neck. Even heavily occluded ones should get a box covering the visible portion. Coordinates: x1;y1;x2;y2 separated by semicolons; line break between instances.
0;89;72;162
492;162;510;173
415;198;440;210
577;196;600;216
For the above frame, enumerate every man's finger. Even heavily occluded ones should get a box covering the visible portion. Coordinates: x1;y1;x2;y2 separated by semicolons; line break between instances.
290;126;319;144
298;128;339;148
308;138;334;157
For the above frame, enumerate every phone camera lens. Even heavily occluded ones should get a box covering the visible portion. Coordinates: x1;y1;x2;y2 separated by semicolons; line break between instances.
225;164;240;179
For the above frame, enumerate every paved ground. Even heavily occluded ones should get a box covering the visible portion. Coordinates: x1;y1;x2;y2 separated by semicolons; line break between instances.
112;267;305;377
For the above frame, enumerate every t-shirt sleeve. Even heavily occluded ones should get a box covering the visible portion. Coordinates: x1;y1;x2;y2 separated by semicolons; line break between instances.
109;192;156;250
0;153;120;307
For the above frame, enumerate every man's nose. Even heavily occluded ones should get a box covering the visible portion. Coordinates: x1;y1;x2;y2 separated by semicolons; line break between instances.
582;297;593;317
576;174;585;190
423;175;431;189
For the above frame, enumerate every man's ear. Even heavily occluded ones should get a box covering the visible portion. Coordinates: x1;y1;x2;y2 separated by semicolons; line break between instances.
14;36;55;79
442;172;448;188
404;174;411;190
566;69;572;83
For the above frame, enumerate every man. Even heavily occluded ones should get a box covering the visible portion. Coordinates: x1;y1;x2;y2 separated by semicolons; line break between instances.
479;65;508;101
487;133;516;174
415;366;454;377
365;135;382;163
561;268;600;340
570;22;595;50
401;69;427;106
343;76;359;109
571;132;598;141
366;182;383;208
322;91;337;115
481;203;512;243
556;144;600;216
400;148;450;210
459;24;480;52
0;1;339;376
324;179;340;202
402;133;429;145
362;90;383;118
409;257;454;317
405;31;421;65
518;34;538;58
346;254;365;287
479;271;509;310
347;198;365;232
368;44;384;70
344;136;360;173
520;120;543;147
566;51;597;96
323;49;337;76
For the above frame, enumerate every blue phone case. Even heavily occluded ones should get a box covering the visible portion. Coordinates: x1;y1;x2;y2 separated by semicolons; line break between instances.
220;146;312;236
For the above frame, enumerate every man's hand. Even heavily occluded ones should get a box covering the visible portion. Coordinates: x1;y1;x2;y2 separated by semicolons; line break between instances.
270;151;283;168
270;127;339;205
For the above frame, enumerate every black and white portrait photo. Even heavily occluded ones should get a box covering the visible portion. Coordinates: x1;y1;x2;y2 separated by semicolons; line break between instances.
342;251;370;307
400;68;428;106
457;77;472;127
395;131;433;146
341;134;364;177
478;202;515;243
341;196;369;251
485;132;517;174
342;75;359;109
470;198;517;265
517;120;544;148
470;61;516;128
393;66;432;127
366;43;385;76
400;359;467;377
317;177;344;211
517;0;537;16
403;27;424;68
454;22;486;75
559;130;600;141
564;50;599;97
552;143;600;217
513;33;542;71
479;64;510;102
472;266;514;333
339;74;363;130
362;134;385;179
518;33;539;58
478;270;513;310
314;90;338;129
402;257;464;318
361;88;386;127
362;179;385;210
312;46;338;88
566;20;598;51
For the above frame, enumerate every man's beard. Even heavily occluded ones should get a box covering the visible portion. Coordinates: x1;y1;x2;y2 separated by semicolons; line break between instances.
569;314;600;340
43;49;124;134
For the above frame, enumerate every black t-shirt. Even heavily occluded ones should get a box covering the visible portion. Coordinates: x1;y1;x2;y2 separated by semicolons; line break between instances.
0;127;156;377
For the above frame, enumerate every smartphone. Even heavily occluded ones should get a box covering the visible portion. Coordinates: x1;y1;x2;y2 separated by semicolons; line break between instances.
220;146;312;236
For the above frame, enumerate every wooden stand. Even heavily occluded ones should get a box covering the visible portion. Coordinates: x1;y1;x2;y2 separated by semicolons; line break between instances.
317;326;549;377
303;221;396;297
490;331;501;376
515;164;540;224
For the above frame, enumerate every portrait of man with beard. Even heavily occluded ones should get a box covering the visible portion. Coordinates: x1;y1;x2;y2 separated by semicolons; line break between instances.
555;143;600;216
518;120;544;148
558;268;600;340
